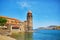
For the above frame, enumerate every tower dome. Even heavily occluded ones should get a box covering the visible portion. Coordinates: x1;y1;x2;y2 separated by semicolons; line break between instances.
27;10;32;17
28;10;32;13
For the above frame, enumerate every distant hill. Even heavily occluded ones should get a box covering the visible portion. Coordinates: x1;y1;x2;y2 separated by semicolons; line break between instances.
37;25;60;30
48;25;58;28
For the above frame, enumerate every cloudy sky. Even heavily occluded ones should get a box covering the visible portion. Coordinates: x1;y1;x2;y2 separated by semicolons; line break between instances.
0;0;60;29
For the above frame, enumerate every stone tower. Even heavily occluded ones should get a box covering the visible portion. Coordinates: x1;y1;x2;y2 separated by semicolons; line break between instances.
27;10;33;31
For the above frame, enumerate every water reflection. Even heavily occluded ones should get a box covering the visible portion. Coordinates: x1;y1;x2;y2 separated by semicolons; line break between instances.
11;32;33;40
25;32;33;40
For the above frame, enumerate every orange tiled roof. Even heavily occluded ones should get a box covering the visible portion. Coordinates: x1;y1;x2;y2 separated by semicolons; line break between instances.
0;16;21;23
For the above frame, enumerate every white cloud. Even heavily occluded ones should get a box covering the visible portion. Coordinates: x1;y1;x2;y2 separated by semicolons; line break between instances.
17;2;31;8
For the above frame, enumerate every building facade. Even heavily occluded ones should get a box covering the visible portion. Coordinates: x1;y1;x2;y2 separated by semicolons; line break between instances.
0;10;33;32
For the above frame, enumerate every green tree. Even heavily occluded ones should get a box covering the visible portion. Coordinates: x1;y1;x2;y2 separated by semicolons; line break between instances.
0;17;7;26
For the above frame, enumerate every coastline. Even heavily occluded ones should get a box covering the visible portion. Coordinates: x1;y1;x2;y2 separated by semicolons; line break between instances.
0;35;16;40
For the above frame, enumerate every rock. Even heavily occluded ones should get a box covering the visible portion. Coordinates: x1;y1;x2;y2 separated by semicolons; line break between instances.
0;35;16;40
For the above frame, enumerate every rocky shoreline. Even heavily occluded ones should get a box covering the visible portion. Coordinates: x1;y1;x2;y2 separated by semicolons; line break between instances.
0;29;16;40
0;35;16;40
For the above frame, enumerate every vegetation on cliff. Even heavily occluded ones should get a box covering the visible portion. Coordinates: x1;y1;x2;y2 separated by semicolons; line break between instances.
0;17;7;26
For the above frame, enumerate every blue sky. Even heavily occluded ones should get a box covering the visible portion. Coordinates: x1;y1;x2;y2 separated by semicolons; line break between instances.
0;0;60;29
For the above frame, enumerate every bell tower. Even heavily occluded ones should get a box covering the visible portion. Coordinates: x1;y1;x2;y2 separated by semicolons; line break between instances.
27;10;33;31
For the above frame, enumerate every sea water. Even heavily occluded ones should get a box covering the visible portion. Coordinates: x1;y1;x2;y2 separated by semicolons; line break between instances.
33;30;60;40
11;30;60;40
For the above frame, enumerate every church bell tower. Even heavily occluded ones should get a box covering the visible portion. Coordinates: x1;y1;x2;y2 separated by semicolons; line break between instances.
27;10;33;31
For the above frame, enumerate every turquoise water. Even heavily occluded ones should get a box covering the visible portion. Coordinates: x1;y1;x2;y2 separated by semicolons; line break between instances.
11;30;60;40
